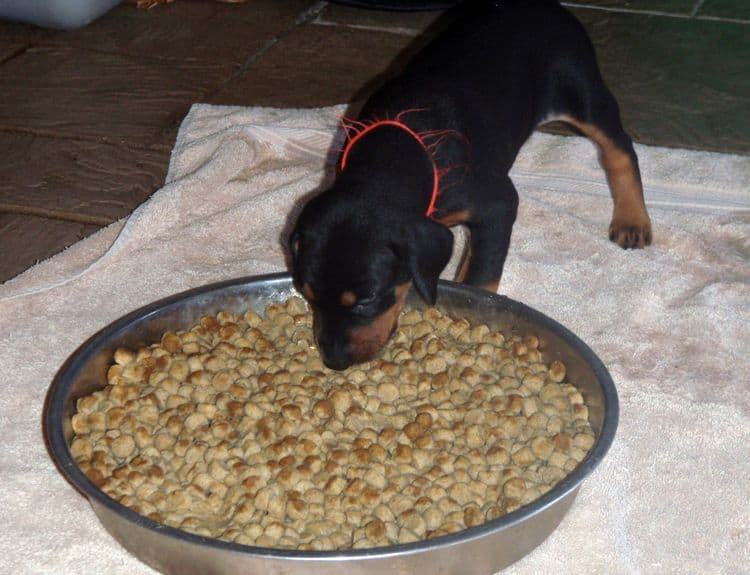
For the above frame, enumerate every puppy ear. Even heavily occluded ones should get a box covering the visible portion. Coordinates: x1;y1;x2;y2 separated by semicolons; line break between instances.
405;219;454;305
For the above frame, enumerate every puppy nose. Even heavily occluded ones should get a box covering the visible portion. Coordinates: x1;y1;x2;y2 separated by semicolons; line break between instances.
316;333;353;371
320;339;353;370
312;313;354;370
322;353;352;371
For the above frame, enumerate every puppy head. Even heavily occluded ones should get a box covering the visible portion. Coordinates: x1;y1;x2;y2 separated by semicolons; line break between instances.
290;194;453;370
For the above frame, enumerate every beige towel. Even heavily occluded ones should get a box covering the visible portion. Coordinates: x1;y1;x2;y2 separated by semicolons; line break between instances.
0;104;748;574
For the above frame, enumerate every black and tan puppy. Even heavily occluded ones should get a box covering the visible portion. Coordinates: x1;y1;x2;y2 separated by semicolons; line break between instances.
290;0;652;370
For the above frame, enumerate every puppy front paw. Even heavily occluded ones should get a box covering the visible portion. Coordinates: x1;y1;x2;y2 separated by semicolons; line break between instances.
608;216;652;249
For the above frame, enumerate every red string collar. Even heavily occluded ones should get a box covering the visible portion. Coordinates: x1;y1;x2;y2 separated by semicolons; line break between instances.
340;110;467;218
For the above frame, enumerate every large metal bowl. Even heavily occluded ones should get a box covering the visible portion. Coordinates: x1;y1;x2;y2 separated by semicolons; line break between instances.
44;273;618;575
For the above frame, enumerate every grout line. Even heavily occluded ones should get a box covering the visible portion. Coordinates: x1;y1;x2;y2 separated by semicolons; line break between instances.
0;204;112;226
691;13;750;24
237;1;328;70
294;1;330;26
0;44;30;66
200;1;328;102
561;2;750;24
312;18;423;37
690;0;707;17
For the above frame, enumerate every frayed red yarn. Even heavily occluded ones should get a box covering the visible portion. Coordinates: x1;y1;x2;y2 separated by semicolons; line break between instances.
340;109;466;218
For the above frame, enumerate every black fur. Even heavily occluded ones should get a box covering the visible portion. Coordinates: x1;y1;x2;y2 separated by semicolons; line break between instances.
290;0;650;369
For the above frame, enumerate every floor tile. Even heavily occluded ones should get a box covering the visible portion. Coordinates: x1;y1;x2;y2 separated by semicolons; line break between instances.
0;45;233;146
208;23;419;108
52;1;225;59
204;0;323;63
563;0;698;15
0;213;100;284
0;20;55;44
697;0;750;20
49;0;317;65
572;7;750;154
0;133;169;223
0;39;28;63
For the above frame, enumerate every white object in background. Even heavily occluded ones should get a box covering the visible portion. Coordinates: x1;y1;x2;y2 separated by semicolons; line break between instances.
0;0;121;30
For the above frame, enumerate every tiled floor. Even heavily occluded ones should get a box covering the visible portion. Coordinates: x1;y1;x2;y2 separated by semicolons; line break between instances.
1;0;748;283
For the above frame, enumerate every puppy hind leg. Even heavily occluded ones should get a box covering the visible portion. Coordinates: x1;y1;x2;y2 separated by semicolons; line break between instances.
556;90;652;249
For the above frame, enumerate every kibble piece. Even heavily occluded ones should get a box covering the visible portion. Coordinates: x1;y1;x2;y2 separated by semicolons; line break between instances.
161;333;182;354
377;381;399;403
71;414;90;435
400;511;427;538
465;425;484;448
503;477;526;499
88;412;107;432
548;360;566;383
330;389;352;413
463;505;483;528
365;518;386;542
424;354;447;375
312;399;334;419
70;437;93;461
548;415;570;436
447;482;474;506
569;447;588;463
184;412;209;431
485;446;510;466
574;432;596;450
111;434;136;459
573;403;589;421
530;437;555;460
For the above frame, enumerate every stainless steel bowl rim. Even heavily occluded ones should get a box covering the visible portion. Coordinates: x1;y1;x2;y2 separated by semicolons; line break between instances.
44;272;618;562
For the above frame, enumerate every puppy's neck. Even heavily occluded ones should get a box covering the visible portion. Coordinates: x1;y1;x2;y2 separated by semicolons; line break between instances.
337;124;437;217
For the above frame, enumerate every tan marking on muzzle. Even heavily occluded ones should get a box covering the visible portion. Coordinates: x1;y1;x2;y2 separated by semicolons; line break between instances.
347;282;411;363
340;291;357;307
302;283;315;302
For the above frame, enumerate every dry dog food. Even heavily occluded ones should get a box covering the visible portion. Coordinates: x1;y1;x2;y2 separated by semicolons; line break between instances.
70;297;595;550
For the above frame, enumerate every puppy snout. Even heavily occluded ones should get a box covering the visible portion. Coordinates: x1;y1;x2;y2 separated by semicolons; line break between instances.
314;321;354;371
312;309;397;370
322;353;353;371
318;337;353;371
